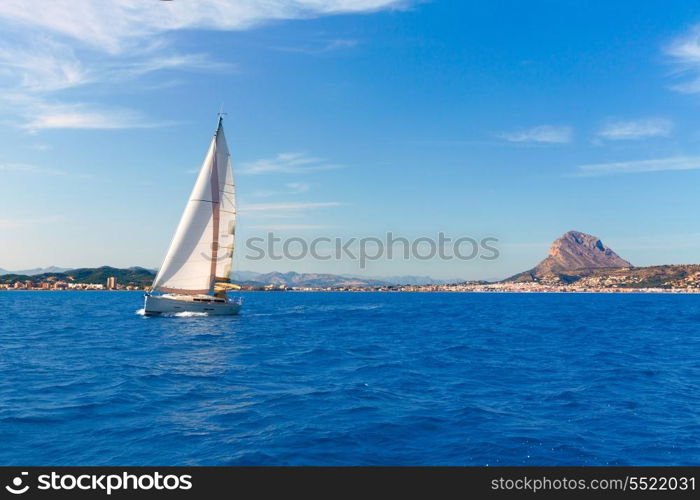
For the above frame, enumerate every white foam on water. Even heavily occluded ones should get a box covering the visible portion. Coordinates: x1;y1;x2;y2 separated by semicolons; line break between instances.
136;308;208;318
174;311;209;317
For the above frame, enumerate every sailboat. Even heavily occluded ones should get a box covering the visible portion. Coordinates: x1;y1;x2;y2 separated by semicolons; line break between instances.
144;116;242;316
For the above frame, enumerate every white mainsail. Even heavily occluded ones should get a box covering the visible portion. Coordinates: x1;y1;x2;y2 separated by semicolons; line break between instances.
151;118;236;295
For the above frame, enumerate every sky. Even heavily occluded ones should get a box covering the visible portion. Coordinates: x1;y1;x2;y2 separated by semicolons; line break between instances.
2;0;700;280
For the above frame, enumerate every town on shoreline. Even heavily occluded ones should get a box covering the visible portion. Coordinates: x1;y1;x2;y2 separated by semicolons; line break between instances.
2;276;699;294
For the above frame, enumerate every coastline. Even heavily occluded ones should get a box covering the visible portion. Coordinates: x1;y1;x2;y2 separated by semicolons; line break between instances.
2;287;699;294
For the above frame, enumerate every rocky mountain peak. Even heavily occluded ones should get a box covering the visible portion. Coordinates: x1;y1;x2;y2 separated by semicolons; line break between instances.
535;230;631;275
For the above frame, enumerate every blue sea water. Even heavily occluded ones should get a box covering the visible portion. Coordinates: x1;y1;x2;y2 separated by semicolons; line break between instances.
0;291;699;465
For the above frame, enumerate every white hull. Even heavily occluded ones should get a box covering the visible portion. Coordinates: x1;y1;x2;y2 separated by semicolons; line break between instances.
144;294;242;316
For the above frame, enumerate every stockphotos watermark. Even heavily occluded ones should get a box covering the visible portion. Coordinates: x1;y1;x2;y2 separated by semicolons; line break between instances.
4;470;192;495
243;232;500;269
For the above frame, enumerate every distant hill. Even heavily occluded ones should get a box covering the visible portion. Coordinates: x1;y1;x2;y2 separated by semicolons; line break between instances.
502;230;700;289
0;266;71;276
509;230;632;281
0;267;424;289
232;271;454;286
0;266;156;287
231;270;266;282
346;274;457;285
238;271;391;288
530;264;700;289
65;267;156;286
0;265;453;289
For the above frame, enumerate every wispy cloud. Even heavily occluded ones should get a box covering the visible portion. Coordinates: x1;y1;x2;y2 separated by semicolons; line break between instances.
249;224;332;230
1;162;94;180
286;181;311;193
249;189;278;198
0;162;66;175
246;182;312;198
241;201;342;212
0;49;220;130
274;38;360;55
240;201;342;218
0;0;406;129
575;156;700;177
0;1;407;53
665;24;700;93
111;53;234;80
499;125;572;144
0;38;89;92
20;103;175;131
239;153;341;174
597;118;673;140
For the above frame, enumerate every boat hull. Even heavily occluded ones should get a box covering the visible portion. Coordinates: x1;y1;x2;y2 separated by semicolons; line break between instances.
144;294;242;316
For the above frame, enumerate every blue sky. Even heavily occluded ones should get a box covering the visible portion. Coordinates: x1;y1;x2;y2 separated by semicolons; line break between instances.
2;0;700;279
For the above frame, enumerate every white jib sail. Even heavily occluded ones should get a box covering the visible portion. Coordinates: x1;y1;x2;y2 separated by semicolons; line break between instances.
151;118;236;294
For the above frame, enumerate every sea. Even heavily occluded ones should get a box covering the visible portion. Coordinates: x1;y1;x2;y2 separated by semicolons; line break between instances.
0;291;698;465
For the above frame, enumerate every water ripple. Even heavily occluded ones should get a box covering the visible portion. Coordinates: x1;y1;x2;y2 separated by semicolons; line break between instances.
0;291;699;465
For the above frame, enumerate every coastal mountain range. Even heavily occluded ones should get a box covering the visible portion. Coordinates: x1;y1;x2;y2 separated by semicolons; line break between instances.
235;272;453;287
238;272;390;288
0;266;71;276
0;267;451;288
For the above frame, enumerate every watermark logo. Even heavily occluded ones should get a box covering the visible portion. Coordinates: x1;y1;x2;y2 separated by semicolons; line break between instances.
242;232;500;269
36;472;192;495
5;472;29;495
3;471;193;496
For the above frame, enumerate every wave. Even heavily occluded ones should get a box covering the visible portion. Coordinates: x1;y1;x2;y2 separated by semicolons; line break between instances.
174;311;209;317
134;308;209;318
